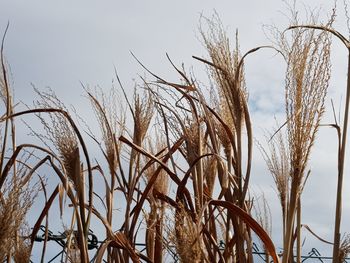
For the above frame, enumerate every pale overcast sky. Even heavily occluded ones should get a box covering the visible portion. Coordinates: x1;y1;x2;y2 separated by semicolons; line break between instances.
1;0;350;261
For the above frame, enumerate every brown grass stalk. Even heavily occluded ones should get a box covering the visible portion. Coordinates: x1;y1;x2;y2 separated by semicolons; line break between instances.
273;10;332;262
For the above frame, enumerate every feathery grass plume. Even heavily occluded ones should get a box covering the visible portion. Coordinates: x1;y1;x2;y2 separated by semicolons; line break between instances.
88;86;125;175
200;14;248;111
12;225;31;263
174;204;203;263
199;14;254;262
202;156;217;198
181;118;204;211
87;86;126;238
209;63;235;165
145;205;157;261
34;89;81;189
201;17;246;171
132;89;154;148
143;135;168;261
200;14;248;139
127;87;154;187
0;174;38;261
284;3;350;261
0;64;5;104
142;136;169;195
200;13;253;204
253;195;272;263
143;136;169;197
183;120;201;166
339;234;350;263
0;57;12;108
273;8;333;262
0;39;17;186
122;87;154;262
33;88;90;261
259;129;290;239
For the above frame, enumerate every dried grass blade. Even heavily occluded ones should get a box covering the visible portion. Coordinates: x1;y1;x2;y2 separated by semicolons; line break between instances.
288;25;350;47
0;22;10;175
37;175;49;263
209;200;280;263
120;135;184;237
58;184;65;218
301;224;333;245
30;185;59;247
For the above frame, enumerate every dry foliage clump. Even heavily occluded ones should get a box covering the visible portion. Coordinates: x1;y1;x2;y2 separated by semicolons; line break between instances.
88;87;125;176
12;230;31;263
0;175;38;261
34;89;81;187
0;54;40;262
1;3;350;263
143;136;168;261
339;234;350;263
173;205;203;263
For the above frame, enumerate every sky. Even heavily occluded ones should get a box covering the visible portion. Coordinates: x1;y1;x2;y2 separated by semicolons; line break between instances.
1;0;350;261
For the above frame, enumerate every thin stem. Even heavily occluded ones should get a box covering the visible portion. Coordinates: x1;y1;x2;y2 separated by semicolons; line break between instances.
332;49;350;263
297;198;301;263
